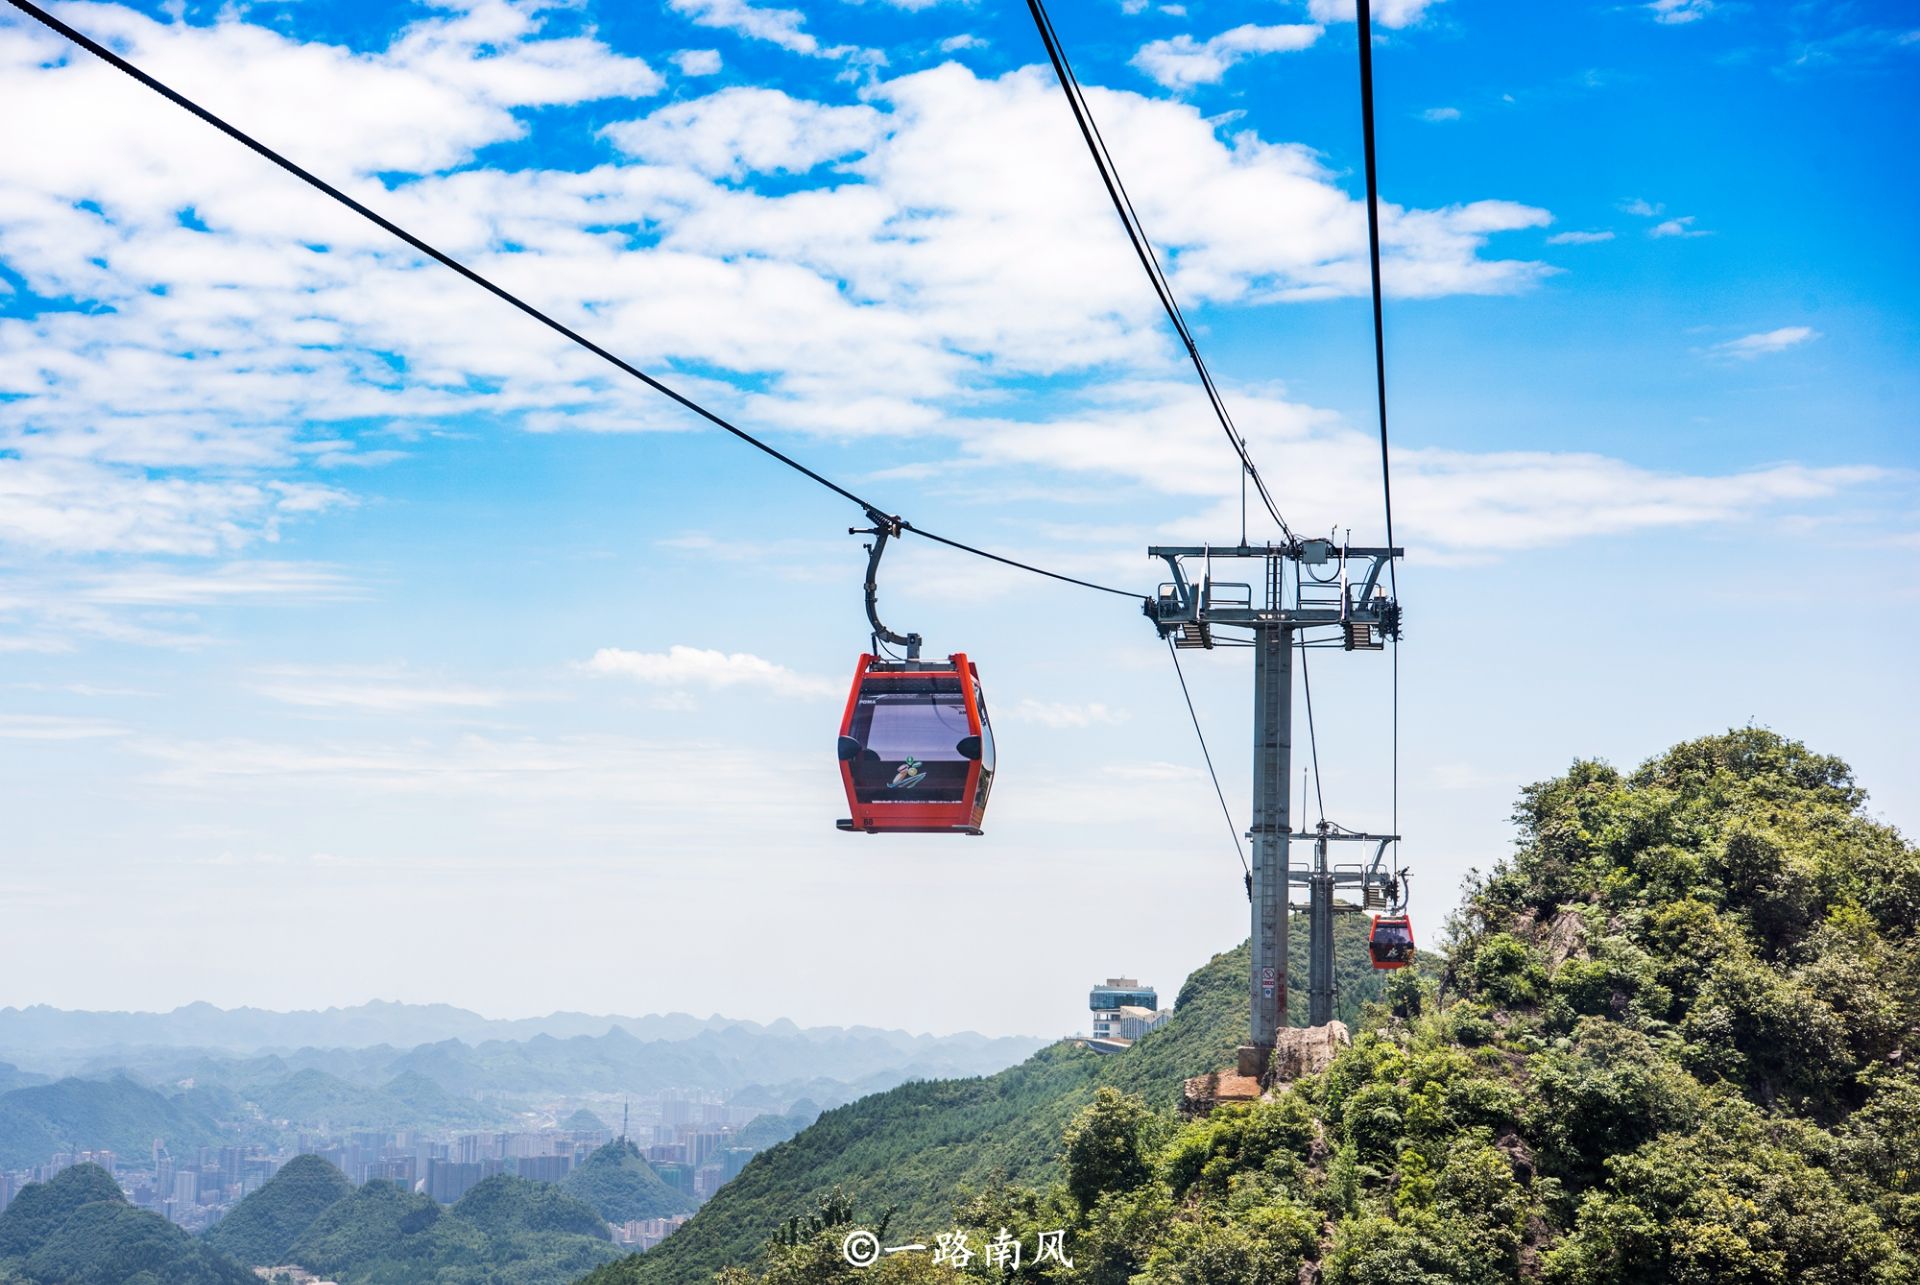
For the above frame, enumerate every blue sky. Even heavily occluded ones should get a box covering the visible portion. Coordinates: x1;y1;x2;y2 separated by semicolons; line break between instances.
0;0;1913;1038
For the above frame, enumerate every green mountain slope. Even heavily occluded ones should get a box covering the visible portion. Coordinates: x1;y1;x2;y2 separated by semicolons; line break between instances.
0;1163;253;1285
453;1176;623;1279
646;729;1920;1285
0;1163;124;1260
286;1178;488;1279
282;1175;621;1284
563;1139;696;1223
0;1076;221;1169
202;1153;353;1267
454;1175;612;1242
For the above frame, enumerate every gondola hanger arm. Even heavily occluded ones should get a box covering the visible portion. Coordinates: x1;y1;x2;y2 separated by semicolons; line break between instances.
853;508;922;661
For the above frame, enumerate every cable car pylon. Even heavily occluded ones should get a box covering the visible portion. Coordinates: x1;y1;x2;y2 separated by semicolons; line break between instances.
1146;538;1400;1076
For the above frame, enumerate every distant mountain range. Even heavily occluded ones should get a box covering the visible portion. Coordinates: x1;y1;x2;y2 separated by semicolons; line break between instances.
0;1008;1047;1168
0;1000;1035;1065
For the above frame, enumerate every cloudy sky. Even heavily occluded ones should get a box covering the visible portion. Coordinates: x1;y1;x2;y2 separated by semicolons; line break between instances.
0;0;1913;1038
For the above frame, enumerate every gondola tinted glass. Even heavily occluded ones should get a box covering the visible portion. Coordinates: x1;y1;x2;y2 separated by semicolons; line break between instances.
1368;914;1415;969
846;675;972;804
836;653;993;834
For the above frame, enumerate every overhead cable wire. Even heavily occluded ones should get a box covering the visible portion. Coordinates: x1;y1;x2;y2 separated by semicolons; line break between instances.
1299;646;1327;825
1025;0;1293;543
1354;0;1402;864
1165;637;1251;889
7;0;1145;603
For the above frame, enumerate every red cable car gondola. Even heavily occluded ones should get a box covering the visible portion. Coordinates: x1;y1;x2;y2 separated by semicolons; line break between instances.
1368;914;1415;970
834;511;995;835
836;653;994;834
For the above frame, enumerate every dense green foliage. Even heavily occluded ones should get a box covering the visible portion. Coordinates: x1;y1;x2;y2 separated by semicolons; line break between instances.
202;1152;354;1266
275;1174;621;1284
455;1174;612;1243
586;730;1918;1285
0;1075;222;1169
0;1163;125;1260
563;1139;696;1223
0;1163;253;1284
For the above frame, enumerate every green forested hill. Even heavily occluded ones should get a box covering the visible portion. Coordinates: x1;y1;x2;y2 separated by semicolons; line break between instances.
0;1076;221;1169
563;1139;696;1223
0;1163;253;1285
202;1152;353;1267
588;729;1920;1285
279;1174;622;1283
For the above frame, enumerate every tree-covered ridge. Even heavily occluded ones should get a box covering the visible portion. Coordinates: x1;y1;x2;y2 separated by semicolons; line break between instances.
0;1075;222;1170
616;730;1917;1284
0;1163;254;1285
201;1152;353;1267
563;1138;696;1223
276;1173;622;1284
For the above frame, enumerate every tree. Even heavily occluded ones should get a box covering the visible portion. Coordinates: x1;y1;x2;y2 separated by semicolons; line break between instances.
1063;1089;1156;1212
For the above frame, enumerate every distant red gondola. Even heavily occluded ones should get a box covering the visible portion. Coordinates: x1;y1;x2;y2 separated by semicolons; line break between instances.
836;653;994;835
1368;914;1415;970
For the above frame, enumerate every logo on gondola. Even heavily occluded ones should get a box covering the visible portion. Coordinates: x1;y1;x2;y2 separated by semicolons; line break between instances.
888;757;927;790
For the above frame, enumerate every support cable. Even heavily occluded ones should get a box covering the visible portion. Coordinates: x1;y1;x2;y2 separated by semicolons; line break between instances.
1355;0;1402;871
1165;637;1251;893
8;0;1144;603
1299;646;1327;825
1025;0;1293;542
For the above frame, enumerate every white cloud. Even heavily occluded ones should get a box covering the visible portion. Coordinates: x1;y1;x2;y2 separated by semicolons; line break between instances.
0;560;357;653
938;34;986;53
603;88;884;180
0;458;350;556
1618;197;1664;217
583;645;837;698
1007;699;1128;729
1647;0;1715;25
952;380;1883;555
672;49;723;76
10;8;1833;579
1547;229;1614;244
248;665;514;713
128;731;823;824
1307;0;1442;30
1421;106;1461;122
1711;326;1821;359
0;714;129;740
73;562;358;605
668;0;818;53
0;37;1557;531
1131;24;1323;90
1650;215;1710;238
666;0;874;63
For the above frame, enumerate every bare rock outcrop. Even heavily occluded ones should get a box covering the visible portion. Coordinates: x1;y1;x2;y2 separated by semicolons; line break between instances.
1271;1021;1350;1083
1544;908;1590;967
1179;1070;1263;1117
